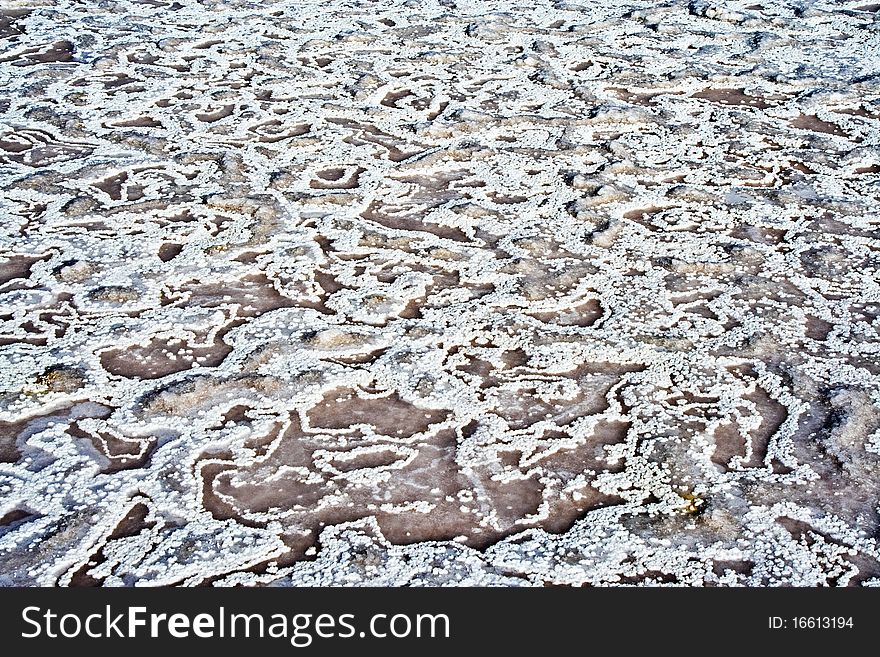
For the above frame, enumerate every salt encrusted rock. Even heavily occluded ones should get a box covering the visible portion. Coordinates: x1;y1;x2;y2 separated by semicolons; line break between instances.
688;1;746;23
0;0;878;587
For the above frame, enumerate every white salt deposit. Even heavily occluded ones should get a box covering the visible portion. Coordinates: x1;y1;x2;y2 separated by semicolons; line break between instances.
0;0;879;586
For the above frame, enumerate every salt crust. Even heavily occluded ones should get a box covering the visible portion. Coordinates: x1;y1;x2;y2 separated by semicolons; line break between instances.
0;0;879;586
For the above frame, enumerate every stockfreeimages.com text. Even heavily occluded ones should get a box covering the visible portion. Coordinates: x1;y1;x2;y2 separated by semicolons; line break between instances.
21;606;450;646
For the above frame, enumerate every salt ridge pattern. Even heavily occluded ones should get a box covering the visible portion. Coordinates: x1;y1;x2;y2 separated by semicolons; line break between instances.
1;0;879;586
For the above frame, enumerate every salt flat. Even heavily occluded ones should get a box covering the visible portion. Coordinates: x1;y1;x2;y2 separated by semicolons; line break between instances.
1;0;879;586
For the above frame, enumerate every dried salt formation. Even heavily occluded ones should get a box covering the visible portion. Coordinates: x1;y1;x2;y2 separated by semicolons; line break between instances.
1;0;879;586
